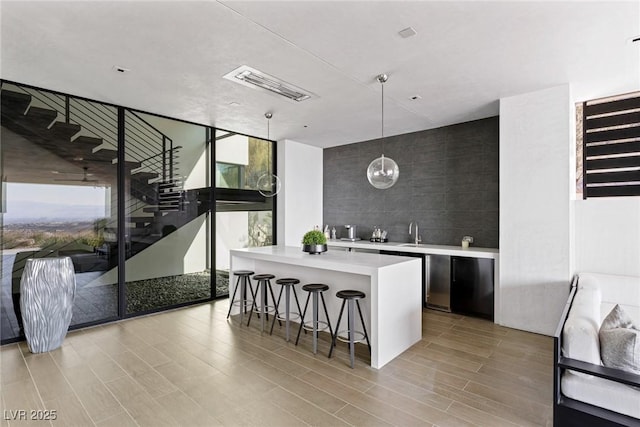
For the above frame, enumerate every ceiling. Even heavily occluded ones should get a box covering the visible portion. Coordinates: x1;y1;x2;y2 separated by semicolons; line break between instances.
1;1;639;149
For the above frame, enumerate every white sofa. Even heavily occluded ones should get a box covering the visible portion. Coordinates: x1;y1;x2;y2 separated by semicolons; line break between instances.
554;273;640;426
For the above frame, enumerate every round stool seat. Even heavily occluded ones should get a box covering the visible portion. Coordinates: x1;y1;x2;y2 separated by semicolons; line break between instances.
302;283;329;292
276;278;300;285
253;273;275;280
233;270;254;276
336;290;365;300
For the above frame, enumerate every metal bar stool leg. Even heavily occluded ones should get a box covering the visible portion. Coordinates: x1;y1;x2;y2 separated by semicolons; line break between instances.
356;300;371;354
226;275;241;319
295;293;311;345
284;285;291;341
246;278;259;327
270;286;284;335
267;281;281;327
312;292;319;354
240;276;246;324
260;279;267;331
292;285;307;337
329;299;346;359
348;299;356;368
320;292;334;340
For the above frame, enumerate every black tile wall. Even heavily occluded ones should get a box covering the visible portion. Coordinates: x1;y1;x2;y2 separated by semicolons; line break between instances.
323;116;499;248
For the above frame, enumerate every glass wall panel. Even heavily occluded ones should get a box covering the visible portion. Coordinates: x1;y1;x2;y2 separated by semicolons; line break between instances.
124;111;211;315
214;130;275;297
1;83;119;342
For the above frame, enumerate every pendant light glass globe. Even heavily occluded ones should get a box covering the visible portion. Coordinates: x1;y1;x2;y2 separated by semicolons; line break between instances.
367;154;399;189
367;73;399;189
257;112;280;197
257;173;281;197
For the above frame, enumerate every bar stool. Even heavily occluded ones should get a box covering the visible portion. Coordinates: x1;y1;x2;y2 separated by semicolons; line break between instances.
270;278;303;342
329;290;371;368
247;273;280;332
226;270;255;324
295;283;334;355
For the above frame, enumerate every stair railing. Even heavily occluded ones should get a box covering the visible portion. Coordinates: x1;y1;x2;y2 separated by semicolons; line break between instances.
2;83;187;279
2;83;181;188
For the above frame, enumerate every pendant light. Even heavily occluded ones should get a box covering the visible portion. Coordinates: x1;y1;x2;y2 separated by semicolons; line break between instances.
256;112;281;197
366;73;399;189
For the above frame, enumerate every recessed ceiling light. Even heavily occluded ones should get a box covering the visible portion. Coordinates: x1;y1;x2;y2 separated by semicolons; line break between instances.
223;65;314;102
398;27;417;39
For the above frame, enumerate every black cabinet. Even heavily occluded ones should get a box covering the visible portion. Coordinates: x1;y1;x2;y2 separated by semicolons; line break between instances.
450;256;494;321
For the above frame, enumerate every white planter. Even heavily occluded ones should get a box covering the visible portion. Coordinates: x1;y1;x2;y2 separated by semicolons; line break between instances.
20;257;76;353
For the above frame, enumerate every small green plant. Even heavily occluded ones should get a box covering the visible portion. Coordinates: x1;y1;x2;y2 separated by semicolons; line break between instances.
302;229;327;245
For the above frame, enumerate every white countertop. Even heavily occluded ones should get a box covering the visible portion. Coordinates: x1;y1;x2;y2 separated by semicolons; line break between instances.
327;239;499;259
230;245;420;275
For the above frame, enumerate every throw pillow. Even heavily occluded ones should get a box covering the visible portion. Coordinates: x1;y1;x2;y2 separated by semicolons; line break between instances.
599;304;640;374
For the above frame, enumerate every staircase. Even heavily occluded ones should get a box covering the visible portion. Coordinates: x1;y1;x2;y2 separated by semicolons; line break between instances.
0;82;200;261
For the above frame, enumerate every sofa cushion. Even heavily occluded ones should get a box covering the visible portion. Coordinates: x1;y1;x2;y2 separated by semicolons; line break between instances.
599;305;640;374
561;371;640;419
563;287;602;364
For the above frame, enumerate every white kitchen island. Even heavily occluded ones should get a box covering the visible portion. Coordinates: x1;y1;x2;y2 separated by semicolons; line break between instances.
230;245;422;369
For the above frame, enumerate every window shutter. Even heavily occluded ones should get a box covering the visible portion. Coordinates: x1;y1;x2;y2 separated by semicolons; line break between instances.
583;93;640;198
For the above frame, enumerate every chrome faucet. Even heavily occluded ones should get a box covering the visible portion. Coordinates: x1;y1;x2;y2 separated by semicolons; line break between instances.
409;221;422;244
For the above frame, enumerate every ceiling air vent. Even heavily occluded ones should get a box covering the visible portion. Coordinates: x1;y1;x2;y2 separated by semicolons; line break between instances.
223;66;313;102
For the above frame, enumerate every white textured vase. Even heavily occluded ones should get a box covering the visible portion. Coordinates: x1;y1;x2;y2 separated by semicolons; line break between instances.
20;257;76;353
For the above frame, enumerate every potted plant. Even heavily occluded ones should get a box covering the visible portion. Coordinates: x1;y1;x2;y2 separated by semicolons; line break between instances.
301;230;328;255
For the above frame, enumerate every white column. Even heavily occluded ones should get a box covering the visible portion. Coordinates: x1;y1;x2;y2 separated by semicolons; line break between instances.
499;84;574;336
277;139;323;247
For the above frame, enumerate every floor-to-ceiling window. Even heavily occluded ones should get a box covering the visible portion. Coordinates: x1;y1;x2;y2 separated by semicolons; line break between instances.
1;81;277;343
124;112;211;315
0;82;119;341
214;130;275;297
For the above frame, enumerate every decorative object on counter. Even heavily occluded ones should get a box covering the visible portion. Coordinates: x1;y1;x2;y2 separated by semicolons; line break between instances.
462;235;474;249
20;257;76;353
324;225;331;240
341;224;360;241
256;112;281;197
331;226;337;240
302;229;328;254
369;227;388;243
366;73;399;189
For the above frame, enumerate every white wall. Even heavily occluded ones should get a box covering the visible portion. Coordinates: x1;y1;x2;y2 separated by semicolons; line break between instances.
215;211;249;271
140;113;209;190
277;139;323;247
216;134;249;166
499;84;573;336
575;198;640;277
87;215;208;286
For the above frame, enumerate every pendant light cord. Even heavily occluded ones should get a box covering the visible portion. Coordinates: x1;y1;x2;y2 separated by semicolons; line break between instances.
265;112;272;176
381;80;384;139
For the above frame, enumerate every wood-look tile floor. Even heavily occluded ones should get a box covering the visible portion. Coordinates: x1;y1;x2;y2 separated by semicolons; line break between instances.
0;300;553;426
